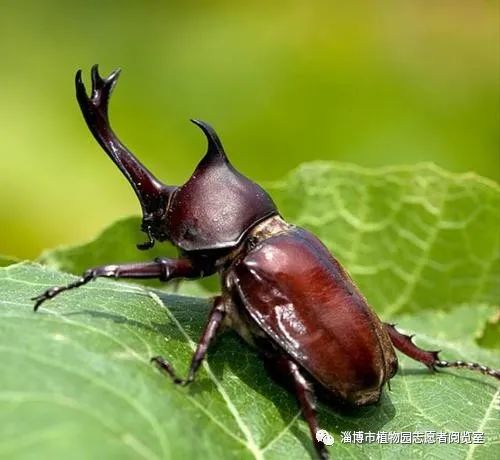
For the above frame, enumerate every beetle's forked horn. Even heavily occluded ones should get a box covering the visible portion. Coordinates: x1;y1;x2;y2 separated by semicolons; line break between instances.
75;65;174;224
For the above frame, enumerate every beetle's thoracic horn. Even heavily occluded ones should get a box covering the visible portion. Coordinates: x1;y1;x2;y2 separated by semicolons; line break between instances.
75;66;174;222
190;118;229;166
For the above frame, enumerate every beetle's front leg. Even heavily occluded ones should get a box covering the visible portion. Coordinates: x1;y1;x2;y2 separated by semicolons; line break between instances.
385;323;500;380
151;296;226;385
32;257;207;311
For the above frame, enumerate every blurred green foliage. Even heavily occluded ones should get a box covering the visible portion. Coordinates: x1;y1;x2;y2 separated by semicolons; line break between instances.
0;1;498;259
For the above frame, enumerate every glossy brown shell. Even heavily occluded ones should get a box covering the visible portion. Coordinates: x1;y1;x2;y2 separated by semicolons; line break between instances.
231;227;398;405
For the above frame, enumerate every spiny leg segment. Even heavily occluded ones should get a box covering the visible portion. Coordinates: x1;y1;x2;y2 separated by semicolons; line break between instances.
384;323;500;380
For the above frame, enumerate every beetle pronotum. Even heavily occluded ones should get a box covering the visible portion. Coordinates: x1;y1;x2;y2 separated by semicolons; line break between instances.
33;66;500;459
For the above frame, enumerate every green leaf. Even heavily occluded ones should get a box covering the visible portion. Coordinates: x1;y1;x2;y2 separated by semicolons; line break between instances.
1;263;499;460
0;255;20;267
4;162;500;459
477;311;500;350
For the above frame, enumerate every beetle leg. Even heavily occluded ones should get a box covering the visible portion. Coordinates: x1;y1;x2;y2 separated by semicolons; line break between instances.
151;296;226;386
385;323;500;380
32;257;207;311
267;356;329;460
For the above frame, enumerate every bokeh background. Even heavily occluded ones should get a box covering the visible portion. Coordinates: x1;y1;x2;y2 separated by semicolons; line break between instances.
1;1;498;259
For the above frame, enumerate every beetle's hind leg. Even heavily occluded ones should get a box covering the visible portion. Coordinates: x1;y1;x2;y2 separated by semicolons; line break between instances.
384;323;500;380
152;296;226;386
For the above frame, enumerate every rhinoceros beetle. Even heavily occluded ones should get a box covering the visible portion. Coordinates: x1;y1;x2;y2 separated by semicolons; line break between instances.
33;66;500;460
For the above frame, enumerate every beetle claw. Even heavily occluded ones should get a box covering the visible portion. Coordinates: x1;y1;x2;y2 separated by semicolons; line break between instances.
31;287;63;311
151;355;191;386
32;294;47;311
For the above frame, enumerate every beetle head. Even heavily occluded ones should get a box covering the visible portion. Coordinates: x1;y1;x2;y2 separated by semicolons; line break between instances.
76;66;277;252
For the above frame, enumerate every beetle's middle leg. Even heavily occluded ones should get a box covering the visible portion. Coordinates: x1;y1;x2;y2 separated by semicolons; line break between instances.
151;296;226;386
32;257;208;311
384;323;500;380
265;355;329;460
